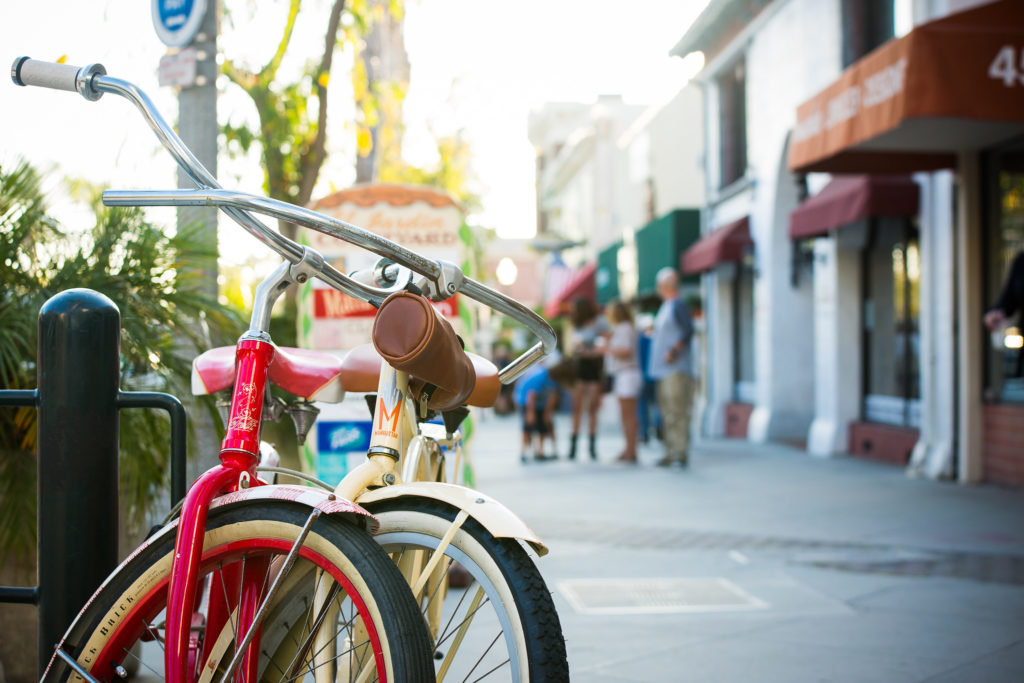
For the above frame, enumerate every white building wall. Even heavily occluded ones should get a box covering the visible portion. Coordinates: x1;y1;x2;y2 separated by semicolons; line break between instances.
690;0;980;476
808;231;863;455
908;171;957;477
532;98;645;263
649;86;705;213
700;0;843;443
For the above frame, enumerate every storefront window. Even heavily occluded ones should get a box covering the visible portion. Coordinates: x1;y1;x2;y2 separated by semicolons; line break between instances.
717;58;747;189
863;219;921;426
985;143;1024;403
734;257;756;403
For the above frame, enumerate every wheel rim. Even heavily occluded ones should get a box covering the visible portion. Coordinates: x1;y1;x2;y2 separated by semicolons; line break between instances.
86;537;389;682
376;530;523;682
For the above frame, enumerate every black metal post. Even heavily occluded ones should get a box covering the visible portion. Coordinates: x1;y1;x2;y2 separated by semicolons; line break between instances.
36;289;121;676
116;391;188;507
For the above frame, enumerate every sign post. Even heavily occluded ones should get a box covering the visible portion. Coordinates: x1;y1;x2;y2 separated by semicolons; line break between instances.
153;0;221;474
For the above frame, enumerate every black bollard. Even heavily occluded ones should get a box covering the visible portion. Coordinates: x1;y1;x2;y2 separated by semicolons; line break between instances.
36;289;120;675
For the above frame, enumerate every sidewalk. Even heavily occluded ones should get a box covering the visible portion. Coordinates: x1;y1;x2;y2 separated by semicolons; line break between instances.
467;403;1024;682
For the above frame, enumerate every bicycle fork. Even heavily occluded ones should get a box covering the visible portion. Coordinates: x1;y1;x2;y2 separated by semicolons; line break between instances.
165;338;275;683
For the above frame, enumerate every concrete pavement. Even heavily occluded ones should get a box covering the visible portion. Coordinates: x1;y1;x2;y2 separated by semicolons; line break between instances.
465;404;1024;682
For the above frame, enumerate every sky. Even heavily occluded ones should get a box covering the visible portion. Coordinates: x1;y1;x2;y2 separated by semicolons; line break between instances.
0;0;709;259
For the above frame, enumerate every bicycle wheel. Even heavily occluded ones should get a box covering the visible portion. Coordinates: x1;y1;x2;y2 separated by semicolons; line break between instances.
365;498;568;682
44;500;434;682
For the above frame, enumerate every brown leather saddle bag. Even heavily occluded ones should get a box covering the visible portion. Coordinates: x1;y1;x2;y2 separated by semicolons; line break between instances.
371;291;476;411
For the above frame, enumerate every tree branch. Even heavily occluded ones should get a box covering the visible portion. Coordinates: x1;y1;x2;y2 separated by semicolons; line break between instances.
297;0;346;206
222;58;257;92
261;0;303;81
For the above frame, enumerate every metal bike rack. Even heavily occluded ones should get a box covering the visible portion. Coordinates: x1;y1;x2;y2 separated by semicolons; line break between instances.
0;289;187;676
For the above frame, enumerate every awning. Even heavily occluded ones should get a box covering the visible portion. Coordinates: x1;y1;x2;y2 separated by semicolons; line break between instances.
636;209;701;295
789;0;1024;174
681;216;752;275
543;262;597;318
596;241;621;304
789;175;920;240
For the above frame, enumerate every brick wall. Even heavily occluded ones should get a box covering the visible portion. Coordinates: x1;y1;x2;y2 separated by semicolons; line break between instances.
983;404;1024;488
848;421;919;465
725;402;754;438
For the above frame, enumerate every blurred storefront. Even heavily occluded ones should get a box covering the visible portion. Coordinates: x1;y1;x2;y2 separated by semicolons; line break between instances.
681;216;755;436
636;209;702;299
675;0;1024;487
529;84;705;321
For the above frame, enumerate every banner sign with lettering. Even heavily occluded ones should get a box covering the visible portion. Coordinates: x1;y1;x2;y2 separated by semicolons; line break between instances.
298;184;466;482
300;184;464;350
788;0;1024;174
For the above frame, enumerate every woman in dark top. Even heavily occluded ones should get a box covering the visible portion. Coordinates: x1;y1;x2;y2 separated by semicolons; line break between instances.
568;298;609;460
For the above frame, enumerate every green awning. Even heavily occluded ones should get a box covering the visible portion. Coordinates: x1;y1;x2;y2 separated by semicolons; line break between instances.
635;208;701;296
596;240;621;304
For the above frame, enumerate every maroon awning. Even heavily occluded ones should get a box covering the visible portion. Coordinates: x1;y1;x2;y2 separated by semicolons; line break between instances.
543;262;597;318
789;175;920;240
680;217;752;275
788;0;1024;174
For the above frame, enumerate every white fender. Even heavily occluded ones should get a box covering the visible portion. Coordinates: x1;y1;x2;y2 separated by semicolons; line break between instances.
358;482;548;556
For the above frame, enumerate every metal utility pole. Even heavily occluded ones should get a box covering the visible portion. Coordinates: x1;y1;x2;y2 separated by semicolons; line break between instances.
175;6;219;295
154;0;221;474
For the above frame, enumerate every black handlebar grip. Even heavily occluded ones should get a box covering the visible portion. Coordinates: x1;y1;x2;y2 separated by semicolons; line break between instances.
11;57;106;100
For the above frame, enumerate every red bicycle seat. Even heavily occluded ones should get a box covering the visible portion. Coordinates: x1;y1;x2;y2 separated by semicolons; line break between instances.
193;343;502;408
192;345;345;403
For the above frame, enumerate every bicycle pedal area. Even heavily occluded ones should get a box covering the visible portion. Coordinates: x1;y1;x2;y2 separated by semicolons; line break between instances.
468;402;1024;682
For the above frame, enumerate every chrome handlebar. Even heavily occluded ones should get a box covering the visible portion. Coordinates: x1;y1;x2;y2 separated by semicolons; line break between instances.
12;57;555;383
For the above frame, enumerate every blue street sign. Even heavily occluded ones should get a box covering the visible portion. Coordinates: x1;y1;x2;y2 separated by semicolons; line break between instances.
152;0;208;48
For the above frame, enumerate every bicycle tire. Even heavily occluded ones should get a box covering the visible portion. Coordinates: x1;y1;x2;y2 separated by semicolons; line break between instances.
43;500;434;682
366;498;569;682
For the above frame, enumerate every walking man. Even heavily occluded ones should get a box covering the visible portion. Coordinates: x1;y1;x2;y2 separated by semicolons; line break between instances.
648;267;695;467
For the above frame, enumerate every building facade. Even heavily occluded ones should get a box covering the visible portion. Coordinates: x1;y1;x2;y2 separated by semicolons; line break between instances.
676;0;1024;486
529;86;705;312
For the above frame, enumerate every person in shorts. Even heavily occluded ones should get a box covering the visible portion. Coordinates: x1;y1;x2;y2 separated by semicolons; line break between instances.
606;300;641;463
514;355;574;462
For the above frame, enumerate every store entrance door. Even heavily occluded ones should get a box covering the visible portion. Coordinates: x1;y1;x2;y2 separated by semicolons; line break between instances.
862;219;921;427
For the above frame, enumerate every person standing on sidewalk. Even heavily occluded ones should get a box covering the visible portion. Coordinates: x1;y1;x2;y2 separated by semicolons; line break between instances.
606;301;641;463
648;268;695;467
567;297;609;460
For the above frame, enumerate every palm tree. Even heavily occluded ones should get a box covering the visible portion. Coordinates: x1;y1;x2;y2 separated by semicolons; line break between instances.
0;158;243;564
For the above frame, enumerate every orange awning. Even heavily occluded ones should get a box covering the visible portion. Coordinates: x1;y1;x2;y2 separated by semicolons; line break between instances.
789;175;920;240
680;217;752;275
543;262;597;318
789;0;1024;174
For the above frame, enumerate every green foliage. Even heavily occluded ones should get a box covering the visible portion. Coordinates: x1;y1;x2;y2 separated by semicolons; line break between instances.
0;159;244;563
221;0;349;217
381;134;481;214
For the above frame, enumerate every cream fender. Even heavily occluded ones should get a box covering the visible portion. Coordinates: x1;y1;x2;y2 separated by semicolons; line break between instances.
358;481;548;556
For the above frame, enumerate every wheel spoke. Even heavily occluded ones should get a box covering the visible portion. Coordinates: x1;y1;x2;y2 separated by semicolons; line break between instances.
420;555;455;620
436;587;491;650
120;642;164;679
461;630;502;683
